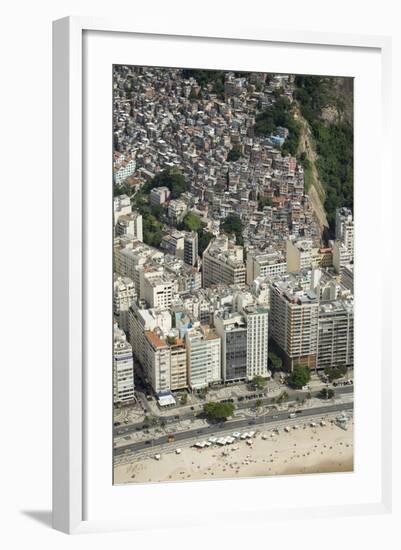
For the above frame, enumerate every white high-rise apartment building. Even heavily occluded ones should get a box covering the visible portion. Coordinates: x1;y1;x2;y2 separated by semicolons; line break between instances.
150;186;170;207
143;331;171;393
335;207;354;261
286;238;313;273
115;211;143;242
185;325;221;389
168;199;187;224
317;299;354;370
161;231;185;259
129;305;171;366
113;322;135;404
242;304;270;379
114;194;131;220
114;156;136;186
117;242;164;291
139;330;188;393
246;249;287;285
332;241;351;274
113;275;136;335
203;236;246;288
215;312;248;382
184;232;198;267
169;339;188;390
269;275;319;370
143;274;174;309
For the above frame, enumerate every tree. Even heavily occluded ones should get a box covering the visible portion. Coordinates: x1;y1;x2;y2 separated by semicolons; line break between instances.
181;212;203;232
251;375;267;390
150;204;164;219
286;364;311;389
227;145;242;162
276;390;289;403
268;351;282;371
197;229;214;256
319;388;335;400
254;96;301;156
198;386;208;400
144;415;159;427
255;399;263;409
180;394;188;406
181;69;226;100
203;401;235;422
258;196;272;210
324;366;347;382
151;167;188;199
221;213;243;245
189;87;199;101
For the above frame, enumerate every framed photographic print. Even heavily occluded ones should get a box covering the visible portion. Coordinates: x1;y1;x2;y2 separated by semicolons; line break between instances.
52;17;392;534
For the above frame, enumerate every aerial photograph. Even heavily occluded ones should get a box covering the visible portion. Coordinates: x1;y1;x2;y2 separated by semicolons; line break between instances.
112;66;354;484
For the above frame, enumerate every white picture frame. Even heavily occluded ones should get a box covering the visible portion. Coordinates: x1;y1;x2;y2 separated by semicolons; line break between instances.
52;16;393;534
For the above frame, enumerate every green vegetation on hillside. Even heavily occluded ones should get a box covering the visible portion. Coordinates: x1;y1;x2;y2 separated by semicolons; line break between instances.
258;196;272;210
180;212;203;232
227;144;242;162
198;230;214;256
149;167;189;199
254;96;301;156
129;168;189;248
178;212;214;256
221;213;244;246
295;76;353;230
182;69;225;99
182;70;252;100
130;191;164;248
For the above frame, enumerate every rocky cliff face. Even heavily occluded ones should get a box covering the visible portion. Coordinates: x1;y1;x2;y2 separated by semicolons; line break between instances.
295;76;354;236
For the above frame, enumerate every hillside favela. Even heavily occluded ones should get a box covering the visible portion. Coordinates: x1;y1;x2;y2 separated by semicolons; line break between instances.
112;66;354;484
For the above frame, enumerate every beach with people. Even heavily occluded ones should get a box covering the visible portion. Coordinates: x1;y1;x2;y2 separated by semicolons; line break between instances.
114;415;353;484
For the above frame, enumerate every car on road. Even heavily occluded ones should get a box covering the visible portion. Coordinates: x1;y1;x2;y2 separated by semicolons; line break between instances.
289;412;296;418
272;415;278;419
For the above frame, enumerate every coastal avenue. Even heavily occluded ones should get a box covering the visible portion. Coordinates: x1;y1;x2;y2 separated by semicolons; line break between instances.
115;401;353;457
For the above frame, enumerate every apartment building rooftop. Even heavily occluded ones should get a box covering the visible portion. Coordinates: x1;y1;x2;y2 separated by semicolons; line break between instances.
144;330;167;349
271;271;318;304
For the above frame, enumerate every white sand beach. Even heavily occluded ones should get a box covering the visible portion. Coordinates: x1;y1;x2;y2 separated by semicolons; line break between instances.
114;420;353;484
